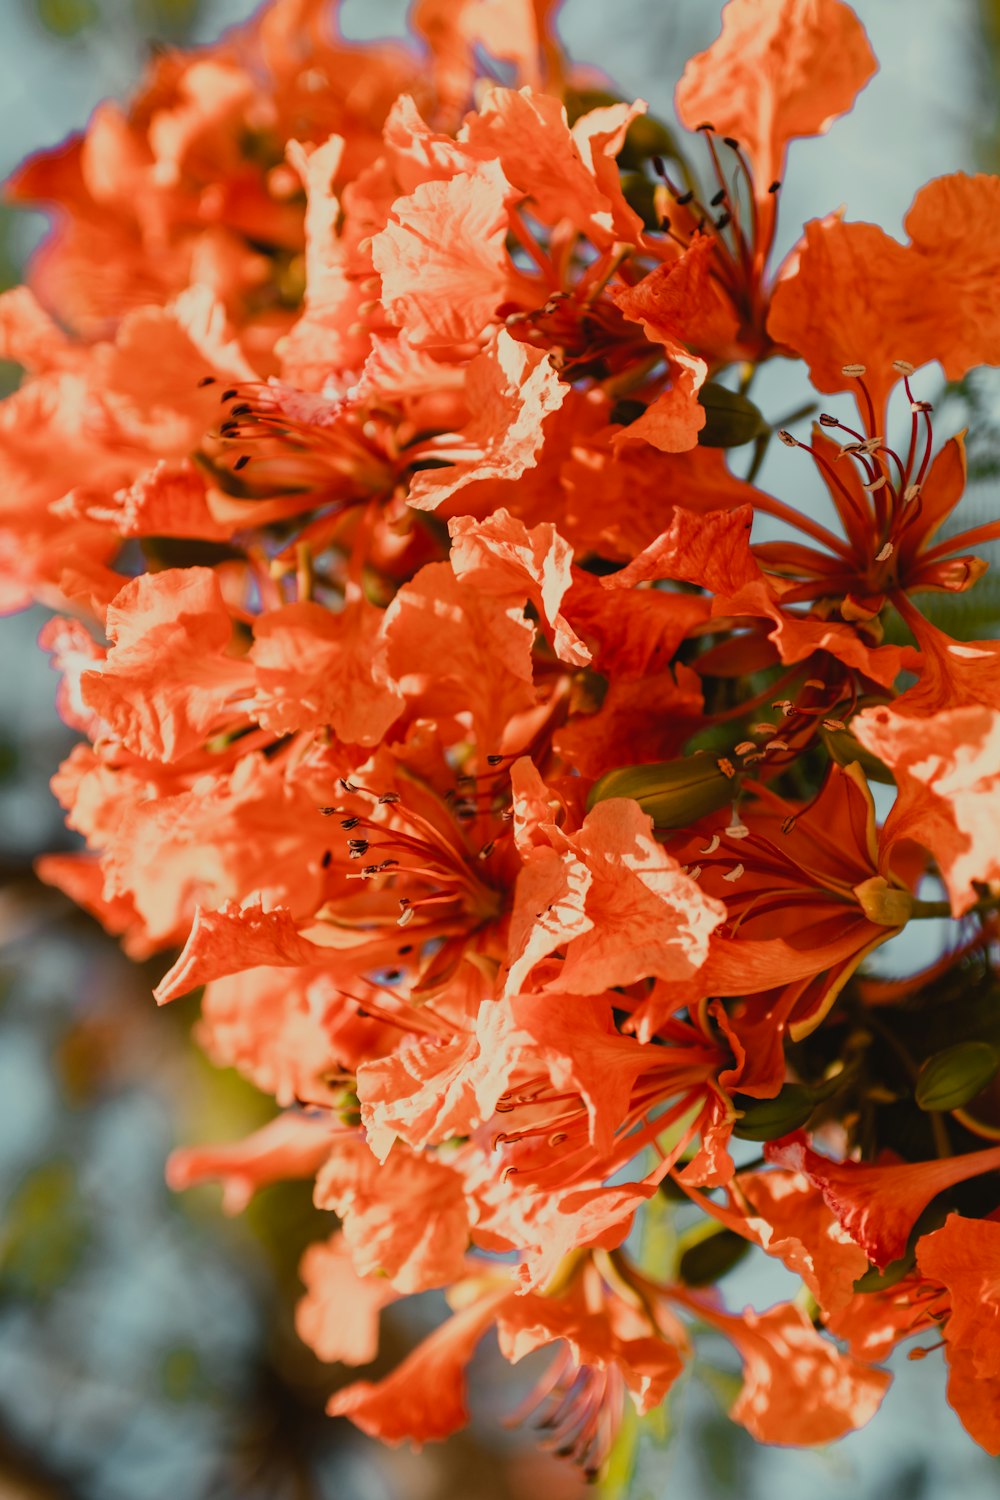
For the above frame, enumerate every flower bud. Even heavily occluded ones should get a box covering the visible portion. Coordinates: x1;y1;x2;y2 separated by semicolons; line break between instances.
586;753;736;828
731;1084;815;1141
820;729;894;784
696;382;768;448
915;1041;1000;1113
678;1226;750;1286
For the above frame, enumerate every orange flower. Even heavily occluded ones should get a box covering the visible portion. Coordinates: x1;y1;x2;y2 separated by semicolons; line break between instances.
768;173;1000;424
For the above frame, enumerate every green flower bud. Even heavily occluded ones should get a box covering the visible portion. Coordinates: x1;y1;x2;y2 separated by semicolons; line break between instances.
696;382;768;448
587;752;736;829
731;1084;815;1141
915;1041;1000;1113
678;1227;750;1287
821;733;895;785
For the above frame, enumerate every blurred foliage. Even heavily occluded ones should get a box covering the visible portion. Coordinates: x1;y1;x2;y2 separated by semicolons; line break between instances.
26;0;204;41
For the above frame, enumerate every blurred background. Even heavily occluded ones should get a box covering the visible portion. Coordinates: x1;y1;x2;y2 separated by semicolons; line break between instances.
0;2;999;1497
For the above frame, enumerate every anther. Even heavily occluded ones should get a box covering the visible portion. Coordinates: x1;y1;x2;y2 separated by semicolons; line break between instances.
487;754;504;765
722;863;745;882
768;180;781;193
903;484;921;503
340;816;361;830
776;429;798;447
478;841;495;860
220;388;238;401
229;403;252;418
893;360;915;375
819;413;839;426
233;455;250;471
378;791;401;804
700;834;721;855
842;363;867;377
725;821;750;840
734;741;757;756
716;757;737;779
765;738;789;752
319;806;340;816
321;849;332;868
822;718;846;731
687;864;703;879
675;189;694;205
864;475;887;492
340;778;361;793
710;188;727;207
714;210;732;230
197;375;216;387
723;136;740;149
874;542;893;562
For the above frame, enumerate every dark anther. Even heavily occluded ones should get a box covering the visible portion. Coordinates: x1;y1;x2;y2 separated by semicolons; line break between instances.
348;838;369;854
378;791;400;804
378;859;398;871
219;423;239;437
696;121;715;132
819;413;840;427
361;864;382;876
197;375;216;387
675;188;694;206
340;778;360;793
715;210;732;231
220;388;238;401
650;154;666;177
318;806;339;816
340;816;361;830
710;188;727;206
723;136;740;149
768;180;781;194
383;970;401;982
397;944;414;955
233;455;250;471
321;849;332;868
486;754;504;766
229;403;253;418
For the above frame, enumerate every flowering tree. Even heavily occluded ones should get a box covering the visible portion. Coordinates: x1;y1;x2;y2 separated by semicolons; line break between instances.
4;0;1000;1479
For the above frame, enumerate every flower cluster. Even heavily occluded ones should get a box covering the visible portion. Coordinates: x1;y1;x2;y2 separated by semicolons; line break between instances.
6;0;1000;1474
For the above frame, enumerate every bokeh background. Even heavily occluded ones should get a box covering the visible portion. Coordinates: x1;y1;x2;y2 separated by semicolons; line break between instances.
1;2;1000;1497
